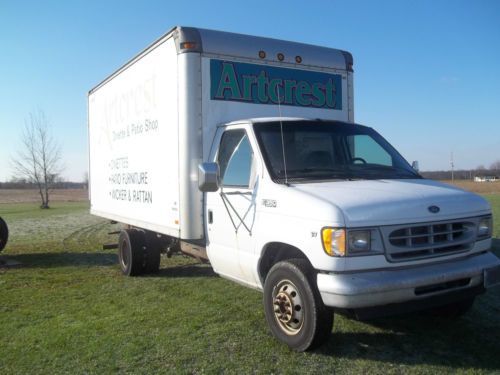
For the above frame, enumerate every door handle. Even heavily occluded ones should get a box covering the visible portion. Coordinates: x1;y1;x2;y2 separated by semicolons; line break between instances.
208;209;213;224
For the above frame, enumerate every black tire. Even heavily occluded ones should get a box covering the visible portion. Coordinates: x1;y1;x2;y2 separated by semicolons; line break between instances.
427;297;475;318
263;259;333;351
118;229;145;276
144;232;161;274
0;217;8;252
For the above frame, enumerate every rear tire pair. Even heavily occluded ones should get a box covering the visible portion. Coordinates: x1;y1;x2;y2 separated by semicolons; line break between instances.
118;229;161;276
263;259;333;352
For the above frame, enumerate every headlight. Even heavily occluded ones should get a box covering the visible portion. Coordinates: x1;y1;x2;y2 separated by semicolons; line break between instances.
322;228;382;257
348;230;371;253
477;216;492;239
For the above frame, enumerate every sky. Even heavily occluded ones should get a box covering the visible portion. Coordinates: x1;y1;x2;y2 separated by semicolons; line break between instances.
0;0;499;182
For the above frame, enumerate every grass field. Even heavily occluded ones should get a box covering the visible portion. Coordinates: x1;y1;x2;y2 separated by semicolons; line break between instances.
0;192;499;374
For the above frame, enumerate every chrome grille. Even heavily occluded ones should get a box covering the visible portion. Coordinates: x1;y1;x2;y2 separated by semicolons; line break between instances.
383;219;477;262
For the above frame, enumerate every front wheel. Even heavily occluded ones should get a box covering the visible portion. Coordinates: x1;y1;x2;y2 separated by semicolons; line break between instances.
263;259;333;351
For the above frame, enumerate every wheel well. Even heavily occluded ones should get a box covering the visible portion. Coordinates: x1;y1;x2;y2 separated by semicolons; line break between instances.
258;242;311;284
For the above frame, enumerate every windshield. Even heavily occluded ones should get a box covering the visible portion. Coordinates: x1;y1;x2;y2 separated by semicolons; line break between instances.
253;120;420;183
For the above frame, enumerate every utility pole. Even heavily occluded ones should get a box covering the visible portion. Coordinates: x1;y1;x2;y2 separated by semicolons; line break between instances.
450;152;455;182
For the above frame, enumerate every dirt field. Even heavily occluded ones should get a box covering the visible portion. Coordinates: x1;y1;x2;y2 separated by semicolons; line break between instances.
0;181;498;205
443;180;500;194
0;189;88;204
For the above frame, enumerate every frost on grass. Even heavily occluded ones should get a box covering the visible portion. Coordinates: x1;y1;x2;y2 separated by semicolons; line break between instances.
7;210;117;253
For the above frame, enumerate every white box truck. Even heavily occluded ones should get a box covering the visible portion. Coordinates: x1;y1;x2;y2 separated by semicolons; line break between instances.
88;26;500;351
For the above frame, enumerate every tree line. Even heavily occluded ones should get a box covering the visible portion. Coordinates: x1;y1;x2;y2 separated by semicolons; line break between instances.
0;181;87;189
420;163;500;180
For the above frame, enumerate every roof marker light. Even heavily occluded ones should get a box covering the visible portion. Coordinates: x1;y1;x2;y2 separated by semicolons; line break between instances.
180;42;197;50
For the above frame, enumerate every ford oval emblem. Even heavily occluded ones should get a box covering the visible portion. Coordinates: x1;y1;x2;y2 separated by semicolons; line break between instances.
428;205;440;214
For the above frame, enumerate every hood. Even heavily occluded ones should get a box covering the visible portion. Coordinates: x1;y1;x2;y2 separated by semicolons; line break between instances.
292;179;491;227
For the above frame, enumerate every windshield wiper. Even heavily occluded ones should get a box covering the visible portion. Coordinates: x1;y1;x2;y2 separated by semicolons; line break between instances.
287;167;346;174
278;168;354;181
353;164;419;178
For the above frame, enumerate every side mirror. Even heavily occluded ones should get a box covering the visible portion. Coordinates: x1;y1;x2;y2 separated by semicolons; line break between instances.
198;162;220;192
411;160;419;172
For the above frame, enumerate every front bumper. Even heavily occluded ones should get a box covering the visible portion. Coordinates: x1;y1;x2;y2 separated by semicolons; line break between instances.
317;251;500;309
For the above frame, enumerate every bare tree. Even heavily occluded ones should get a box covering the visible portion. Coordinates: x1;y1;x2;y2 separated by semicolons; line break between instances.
11;110;63;209
490;160;500;174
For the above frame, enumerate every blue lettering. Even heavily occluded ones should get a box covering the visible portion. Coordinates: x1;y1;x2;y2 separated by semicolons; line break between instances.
210;60;342;110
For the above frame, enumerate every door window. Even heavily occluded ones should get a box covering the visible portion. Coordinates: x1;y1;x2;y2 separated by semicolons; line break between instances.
217;130;254;187
351;135;392;165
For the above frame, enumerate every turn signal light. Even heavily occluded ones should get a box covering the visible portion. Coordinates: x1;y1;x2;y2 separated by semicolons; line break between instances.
321;228;346;257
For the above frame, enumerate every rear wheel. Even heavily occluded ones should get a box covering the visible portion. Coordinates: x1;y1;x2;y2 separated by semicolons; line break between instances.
263;259;333;351
118;229;145;276
0;217;8;252
144;232;161;273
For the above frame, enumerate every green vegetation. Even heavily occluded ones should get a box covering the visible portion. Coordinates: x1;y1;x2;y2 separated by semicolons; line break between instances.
484;194;500;239
1;200;499;374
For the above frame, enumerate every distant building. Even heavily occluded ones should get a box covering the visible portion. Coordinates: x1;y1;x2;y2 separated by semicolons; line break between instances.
474;176;499;182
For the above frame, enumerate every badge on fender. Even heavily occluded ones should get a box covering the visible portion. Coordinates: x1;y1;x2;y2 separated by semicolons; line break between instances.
262;199;277;208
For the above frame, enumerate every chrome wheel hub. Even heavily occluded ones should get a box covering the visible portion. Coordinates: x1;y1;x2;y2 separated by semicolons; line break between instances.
273;280;304;335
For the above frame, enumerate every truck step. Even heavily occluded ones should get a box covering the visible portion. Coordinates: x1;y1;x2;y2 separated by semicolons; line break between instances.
103;243;119;250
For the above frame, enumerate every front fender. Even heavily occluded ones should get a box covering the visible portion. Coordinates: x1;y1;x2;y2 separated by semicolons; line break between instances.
252;211;347;286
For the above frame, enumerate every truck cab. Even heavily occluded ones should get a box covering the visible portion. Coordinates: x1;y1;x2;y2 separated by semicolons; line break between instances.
201;117;499;350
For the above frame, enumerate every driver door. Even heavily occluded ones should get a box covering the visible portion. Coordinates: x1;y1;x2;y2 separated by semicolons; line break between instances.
206;127;259;285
